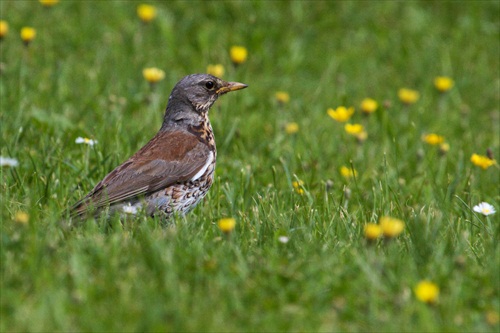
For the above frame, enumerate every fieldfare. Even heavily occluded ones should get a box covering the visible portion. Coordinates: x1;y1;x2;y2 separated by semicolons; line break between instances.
70;74;247;219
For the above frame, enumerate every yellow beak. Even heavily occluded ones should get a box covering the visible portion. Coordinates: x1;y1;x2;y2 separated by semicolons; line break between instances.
216;81;248;95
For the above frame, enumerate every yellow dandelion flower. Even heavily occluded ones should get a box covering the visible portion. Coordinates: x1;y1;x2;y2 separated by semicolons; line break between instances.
355;130;368;142
217;218;236;233
0;20;8;39
20;27;36;45
422;133;445;145
292;180;304;194
360;98;378;114
275;91;290;104
285;122;299;134
364;223;382;240
344;123;364;136
434;76;454;93
414;280;439;304
439;142;450;155
471;153;496;170
206;64;224;78
327;106;355;122
340;166;357;179
137;4;157;23
39;0;59;7
143;67;165;84
398;88;420;105
486;310;499;326
14;211;29;224
379;216;405;238
230;46;248;65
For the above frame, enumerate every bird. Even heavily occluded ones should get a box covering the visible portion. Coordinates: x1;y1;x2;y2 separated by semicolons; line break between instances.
70;74;247;219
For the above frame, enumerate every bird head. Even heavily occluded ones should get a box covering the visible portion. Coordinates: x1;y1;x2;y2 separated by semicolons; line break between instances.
167;74;247;115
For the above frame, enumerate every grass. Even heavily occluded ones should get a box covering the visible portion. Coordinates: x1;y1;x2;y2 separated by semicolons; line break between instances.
1;1;499;332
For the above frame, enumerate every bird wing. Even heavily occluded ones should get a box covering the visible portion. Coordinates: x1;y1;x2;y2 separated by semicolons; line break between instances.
71;130;213;217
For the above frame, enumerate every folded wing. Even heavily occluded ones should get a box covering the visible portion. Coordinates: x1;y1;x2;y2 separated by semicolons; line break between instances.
71;129;212;217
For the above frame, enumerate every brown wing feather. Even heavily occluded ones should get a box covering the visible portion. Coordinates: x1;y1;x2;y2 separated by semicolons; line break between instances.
71;130;211;217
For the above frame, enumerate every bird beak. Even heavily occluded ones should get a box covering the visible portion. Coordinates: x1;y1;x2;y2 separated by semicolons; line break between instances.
216;81;248;95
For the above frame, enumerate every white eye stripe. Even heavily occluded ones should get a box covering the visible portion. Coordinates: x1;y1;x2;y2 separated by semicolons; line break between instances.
191;151;214;181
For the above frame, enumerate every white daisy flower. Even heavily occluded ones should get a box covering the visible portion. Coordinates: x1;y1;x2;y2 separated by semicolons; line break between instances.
122;204;138;215
278;236;290;244
473;202;496;216
75;137;98;146
0;156;19;167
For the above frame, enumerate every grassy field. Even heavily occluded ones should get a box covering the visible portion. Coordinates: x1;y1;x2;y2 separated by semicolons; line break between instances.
1;1;499;332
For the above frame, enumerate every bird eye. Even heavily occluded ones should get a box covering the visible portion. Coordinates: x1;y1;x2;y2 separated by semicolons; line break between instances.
205;81;215;90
